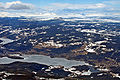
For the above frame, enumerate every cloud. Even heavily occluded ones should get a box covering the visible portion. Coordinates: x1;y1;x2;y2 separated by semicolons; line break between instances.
96;3;106;8
0;11;58;18
45;3;106;10
43;1;120;17
0;2;5;9
0;1;34;10
102;0;120;10
103;0;120;5
86;13;106;17
0;12;19;17
0;0;119;18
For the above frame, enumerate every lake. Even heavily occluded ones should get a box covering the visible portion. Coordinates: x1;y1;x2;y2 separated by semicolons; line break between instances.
0;55;88;67
0;38;14;45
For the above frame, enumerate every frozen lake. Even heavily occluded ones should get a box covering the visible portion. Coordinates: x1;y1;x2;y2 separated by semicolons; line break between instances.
0;38;14;45
0;55;88;67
